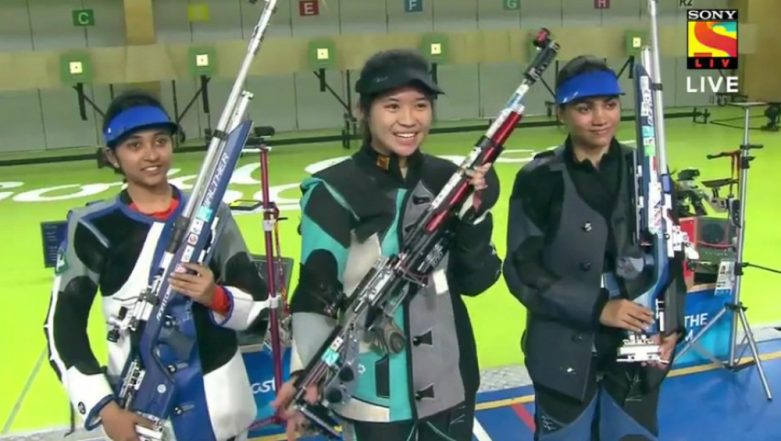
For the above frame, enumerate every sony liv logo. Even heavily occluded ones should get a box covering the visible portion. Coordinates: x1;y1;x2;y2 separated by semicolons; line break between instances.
685;9;740;95
686;9;738;69
685;75;739;94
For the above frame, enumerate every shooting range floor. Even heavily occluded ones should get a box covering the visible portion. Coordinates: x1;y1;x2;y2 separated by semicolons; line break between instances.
250;338;781;441
1;106;780;435
5;336;779;441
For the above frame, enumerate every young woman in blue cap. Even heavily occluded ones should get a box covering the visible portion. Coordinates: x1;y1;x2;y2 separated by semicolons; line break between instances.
274;49;502;441
503;56;686;440
44;91;269;441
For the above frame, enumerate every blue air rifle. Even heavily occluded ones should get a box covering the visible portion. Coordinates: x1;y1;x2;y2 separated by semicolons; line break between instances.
619;0;695;363
284;29;560;439
106;1;278;439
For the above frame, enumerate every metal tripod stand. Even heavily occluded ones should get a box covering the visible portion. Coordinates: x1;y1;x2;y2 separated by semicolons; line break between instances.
677;102;772;401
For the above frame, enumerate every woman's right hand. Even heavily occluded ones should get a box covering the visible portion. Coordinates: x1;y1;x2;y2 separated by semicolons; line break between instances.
599;298;655;333
99;401;155;441
271;378;320;441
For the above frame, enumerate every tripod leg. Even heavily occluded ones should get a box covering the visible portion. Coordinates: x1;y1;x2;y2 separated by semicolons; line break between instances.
736;308;773;401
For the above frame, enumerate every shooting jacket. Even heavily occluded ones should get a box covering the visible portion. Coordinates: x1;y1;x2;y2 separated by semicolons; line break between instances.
290;143;501;423
503;139;686;401
44;186;268;440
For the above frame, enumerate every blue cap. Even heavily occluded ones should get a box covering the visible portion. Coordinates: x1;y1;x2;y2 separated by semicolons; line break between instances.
103;105;178;147
555;70;624;105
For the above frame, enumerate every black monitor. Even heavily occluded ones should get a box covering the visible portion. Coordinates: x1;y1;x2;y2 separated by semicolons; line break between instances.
250;254;294;293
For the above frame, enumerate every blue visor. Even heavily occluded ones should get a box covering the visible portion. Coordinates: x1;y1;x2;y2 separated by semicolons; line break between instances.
103;105;178;147
555;70;624;105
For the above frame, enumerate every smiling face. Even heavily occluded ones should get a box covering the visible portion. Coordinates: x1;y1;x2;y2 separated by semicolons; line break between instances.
364;86;434;157
558;96;621;151
105;127;173;191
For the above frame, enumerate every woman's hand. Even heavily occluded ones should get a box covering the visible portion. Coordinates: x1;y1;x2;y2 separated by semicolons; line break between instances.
271;378;320;441
465;163;492;191
644;333;678;370
599;299;654;333
462;162;493;215
99;401;155;441
169;263;217;306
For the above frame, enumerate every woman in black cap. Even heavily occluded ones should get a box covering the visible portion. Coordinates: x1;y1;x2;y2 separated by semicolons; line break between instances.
503;55;686;440
274;49;502;440
44;90;269;441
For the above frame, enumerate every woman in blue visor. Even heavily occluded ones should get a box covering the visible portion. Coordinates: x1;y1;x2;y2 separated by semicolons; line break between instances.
44;91;269;441
503;56;686;440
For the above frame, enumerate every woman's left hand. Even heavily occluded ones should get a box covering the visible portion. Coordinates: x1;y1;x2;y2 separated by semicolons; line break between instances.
465;163;492;191
169;262;217;306
643;332;679;370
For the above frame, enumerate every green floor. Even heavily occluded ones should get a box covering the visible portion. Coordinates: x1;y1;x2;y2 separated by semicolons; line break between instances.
1;107;779;433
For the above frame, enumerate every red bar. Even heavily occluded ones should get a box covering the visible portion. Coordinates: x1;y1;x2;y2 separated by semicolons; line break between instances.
448;181;470;207
511;403;537;431
494;113;523;145
482;146;499;164
425;210;449;233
